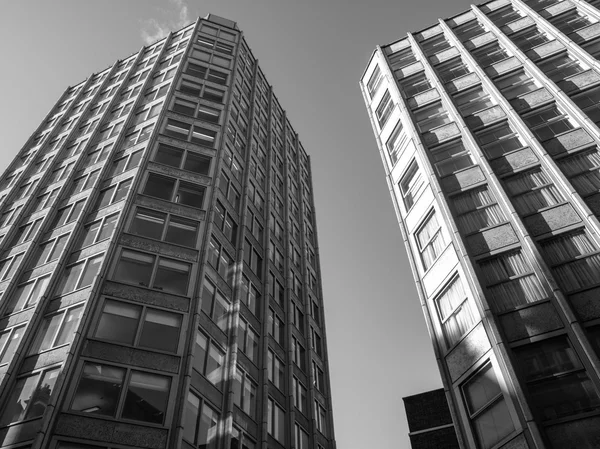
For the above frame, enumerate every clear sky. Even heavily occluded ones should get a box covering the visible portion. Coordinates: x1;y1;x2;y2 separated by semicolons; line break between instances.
0;1;475;447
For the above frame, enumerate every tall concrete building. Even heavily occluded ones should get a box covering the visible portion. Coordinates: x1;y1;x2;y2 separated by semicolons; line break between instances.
0;14;335;449
361;0;600;448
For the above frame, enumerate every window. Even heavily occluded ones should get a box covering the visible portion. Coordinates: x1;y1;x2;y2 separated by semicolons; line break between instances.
494;70;539;100
388;47;417;69
129;208;198;247
201;278;231;332
71;362;170;425
537;53;585;81
437;57;471;83
162;119;217;148
515;337;600;421
10;219;43;246
549;10;595;35
315;401;328;436
207;237;234;283
523;105;574;141
29;305;83;355
313;361;325;392
293;304;305;334
557;148;600;197
268;349;285;390
107;149;144;178
1;367;60;425
215;201;238;245
454;19;486;42
471;42;510;67
94;298;181;352
269;272;285;306
416;211;446;270
113;249;190;296
399;160;423;210
478;250;546;313
243;239;263;278
4;275;51;316
0;325;25;365
237;318;259;363
311;327;323;358
504;167;564;215
183;392;219;447
399;72;432;98
50;200;85;229
454;88;494;116
539;229;600;293
30;233;70;267
172;97;221;124
421;34;451;56
475;123;525;159
240;275;260;316
143;173;206;209
245;209;263;243
486;5;523;26
31;188;60;213
429;139;473;176
193;330;225;388
414;102;450;132
462;363;515;448
452;186;506;234
375;90;394;127
571;86;600;125
77;213;118;249
295;424;310;449
57;254;103;296
434;276;476;347
268;307;285;345
367;65;384;98
292;337;306;371
232;367;257;418
82;141;113;167
510;26;551;52
95;178;133;209
267;398;285;442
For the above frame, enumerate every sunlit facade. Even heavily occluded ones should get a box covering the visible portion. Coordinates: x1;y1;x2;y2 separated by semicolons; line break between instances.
0;14;335;449
361;1;600;448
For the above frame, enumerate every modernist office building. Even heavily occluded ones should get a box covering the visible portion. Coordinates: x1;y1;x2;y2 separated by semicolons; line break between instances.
0;13;335;449
361;0;600;448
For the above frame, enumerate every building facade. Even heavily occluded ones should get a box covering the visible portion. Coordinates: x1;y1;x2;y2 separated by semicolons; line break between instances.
361;1;600;448
0;14;335;449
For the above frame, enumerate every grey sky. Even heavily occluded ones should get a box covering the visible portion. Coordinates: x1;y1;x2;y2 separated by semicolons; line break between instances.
0;1;475;447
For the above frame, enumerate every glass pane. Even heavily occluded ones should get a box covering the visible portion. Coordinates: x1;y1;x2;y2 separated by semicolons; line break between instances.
130;209;165;240
25;368;60;419
71;363;125;416
464;364;502;415
206;344;225;388
30;313;63;354
79;255;103;288
155;144;183;168
184;392;200;443
139;309;181;352
95;300;141;345
143;174;175;200
1;374;40;424
153;259;190;295
176;182;205;208
184;153;211;175
165;216;198;247
197;403;219;448
472;398;515;449
122;371;170;424
114;250;155;287
97;214;118;241
193;333;208;374
55;305;84;346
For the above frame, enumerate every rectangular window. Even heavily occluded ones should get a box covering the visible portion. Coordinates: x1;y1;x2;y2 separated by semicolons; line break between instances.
515;337;600;421
5;275;51;316
510;26;551;52
486;5;522;26
437;57;471;83
267;398;285;442
143;173;206;209
429;139;473;176
557;148;600;197
539;229;600;293
207;237;234;283
154;142;211;175
375;90;394;127
478;250;546;313
268;307;285;345
94;298;181;352
435;276;476;347
522;105;574;141
454;20;486;42
421;34;451;56
268;349;285;390
388;47;417;69
462;363;515;448
471;42;510;67
367;65;383;98
0;325;25;365
29;305;84;355
71;362;170;424
1;367;60;425
201;278;231;332
183;391;219;447
454;87;494;116
292;377;308;413
494;70;538;100
504;167;564;215
237;318;259;363
240;275;260;316
416;211;446;270
57;254;103;295
399;72;432;98
232;367;257;418
193;330;225;389
399;160;423;210
537;53;585;82
572;86;600;126
414;102;450;132
129;208;199;248
292;337;306;371
549;10;595;35
315;401;328;436
452;186;506;234
113;249;191;296
295;423;309;449
476;123;525;159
